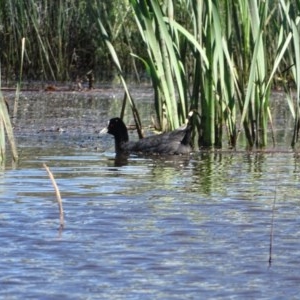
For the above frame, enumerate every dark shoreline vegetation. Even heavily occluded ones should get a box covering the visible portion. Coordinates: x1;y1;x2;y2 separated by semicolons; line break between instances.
1;0;300;159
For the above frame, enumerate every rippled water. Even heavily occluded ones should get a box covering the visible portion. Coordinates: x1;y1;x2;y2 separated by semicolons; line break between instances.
1;88;300;299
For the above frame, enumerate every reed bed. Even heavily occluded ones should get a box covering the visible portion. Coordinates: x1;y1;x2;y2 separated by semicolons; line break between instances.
1;0;300;149
105;0;299;149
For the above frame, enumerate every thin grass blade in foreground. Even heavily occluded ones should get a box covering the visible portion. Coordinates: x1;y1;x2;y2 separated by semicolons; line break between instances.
269;177;277;267
43;163;64;230
0;90;18;163
0;49;19;163
98;19;144;139
0;105;5;163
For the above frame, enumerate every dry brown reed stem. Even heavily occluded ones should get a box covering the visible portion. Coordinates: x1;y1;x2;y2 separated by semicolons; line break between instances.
43;163;64;230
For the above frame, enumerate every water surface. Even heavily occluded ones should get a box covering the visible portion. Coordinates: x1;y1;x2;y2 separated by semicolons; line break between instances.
1;88;300;299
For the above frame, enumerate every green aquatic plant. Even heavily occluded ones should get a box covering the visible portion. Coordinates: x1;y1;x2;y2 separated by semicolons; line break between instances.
0;91;18;163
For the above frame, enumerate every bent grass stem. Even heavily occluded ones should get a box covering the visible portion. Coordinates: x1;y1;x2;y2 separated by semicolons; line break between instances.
43;163;64;230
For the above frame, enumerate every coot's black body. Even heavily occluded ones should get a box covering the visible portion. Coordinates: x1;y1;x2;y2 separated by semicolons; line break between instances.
106;117;192;155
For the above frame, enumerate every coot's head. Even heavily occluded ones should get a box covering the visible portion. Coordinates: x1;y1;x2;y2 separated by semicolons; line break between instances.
107;117;129;142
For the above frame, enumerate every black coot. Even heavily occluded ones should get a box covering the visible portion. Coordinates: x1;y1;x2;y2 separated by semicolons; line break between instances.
105;117;192;155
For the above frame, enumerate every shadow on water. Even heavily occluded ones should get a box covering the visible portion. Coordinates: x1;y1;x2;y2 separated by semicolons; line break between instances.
1;88;300;299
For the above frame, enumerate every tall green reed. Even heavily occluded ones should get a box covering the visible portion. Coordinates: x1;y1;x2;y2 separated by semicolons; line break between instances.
13;37;26;120
230;0;291;148
125;0;293;148
278;0;300;147
129;0;187;130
